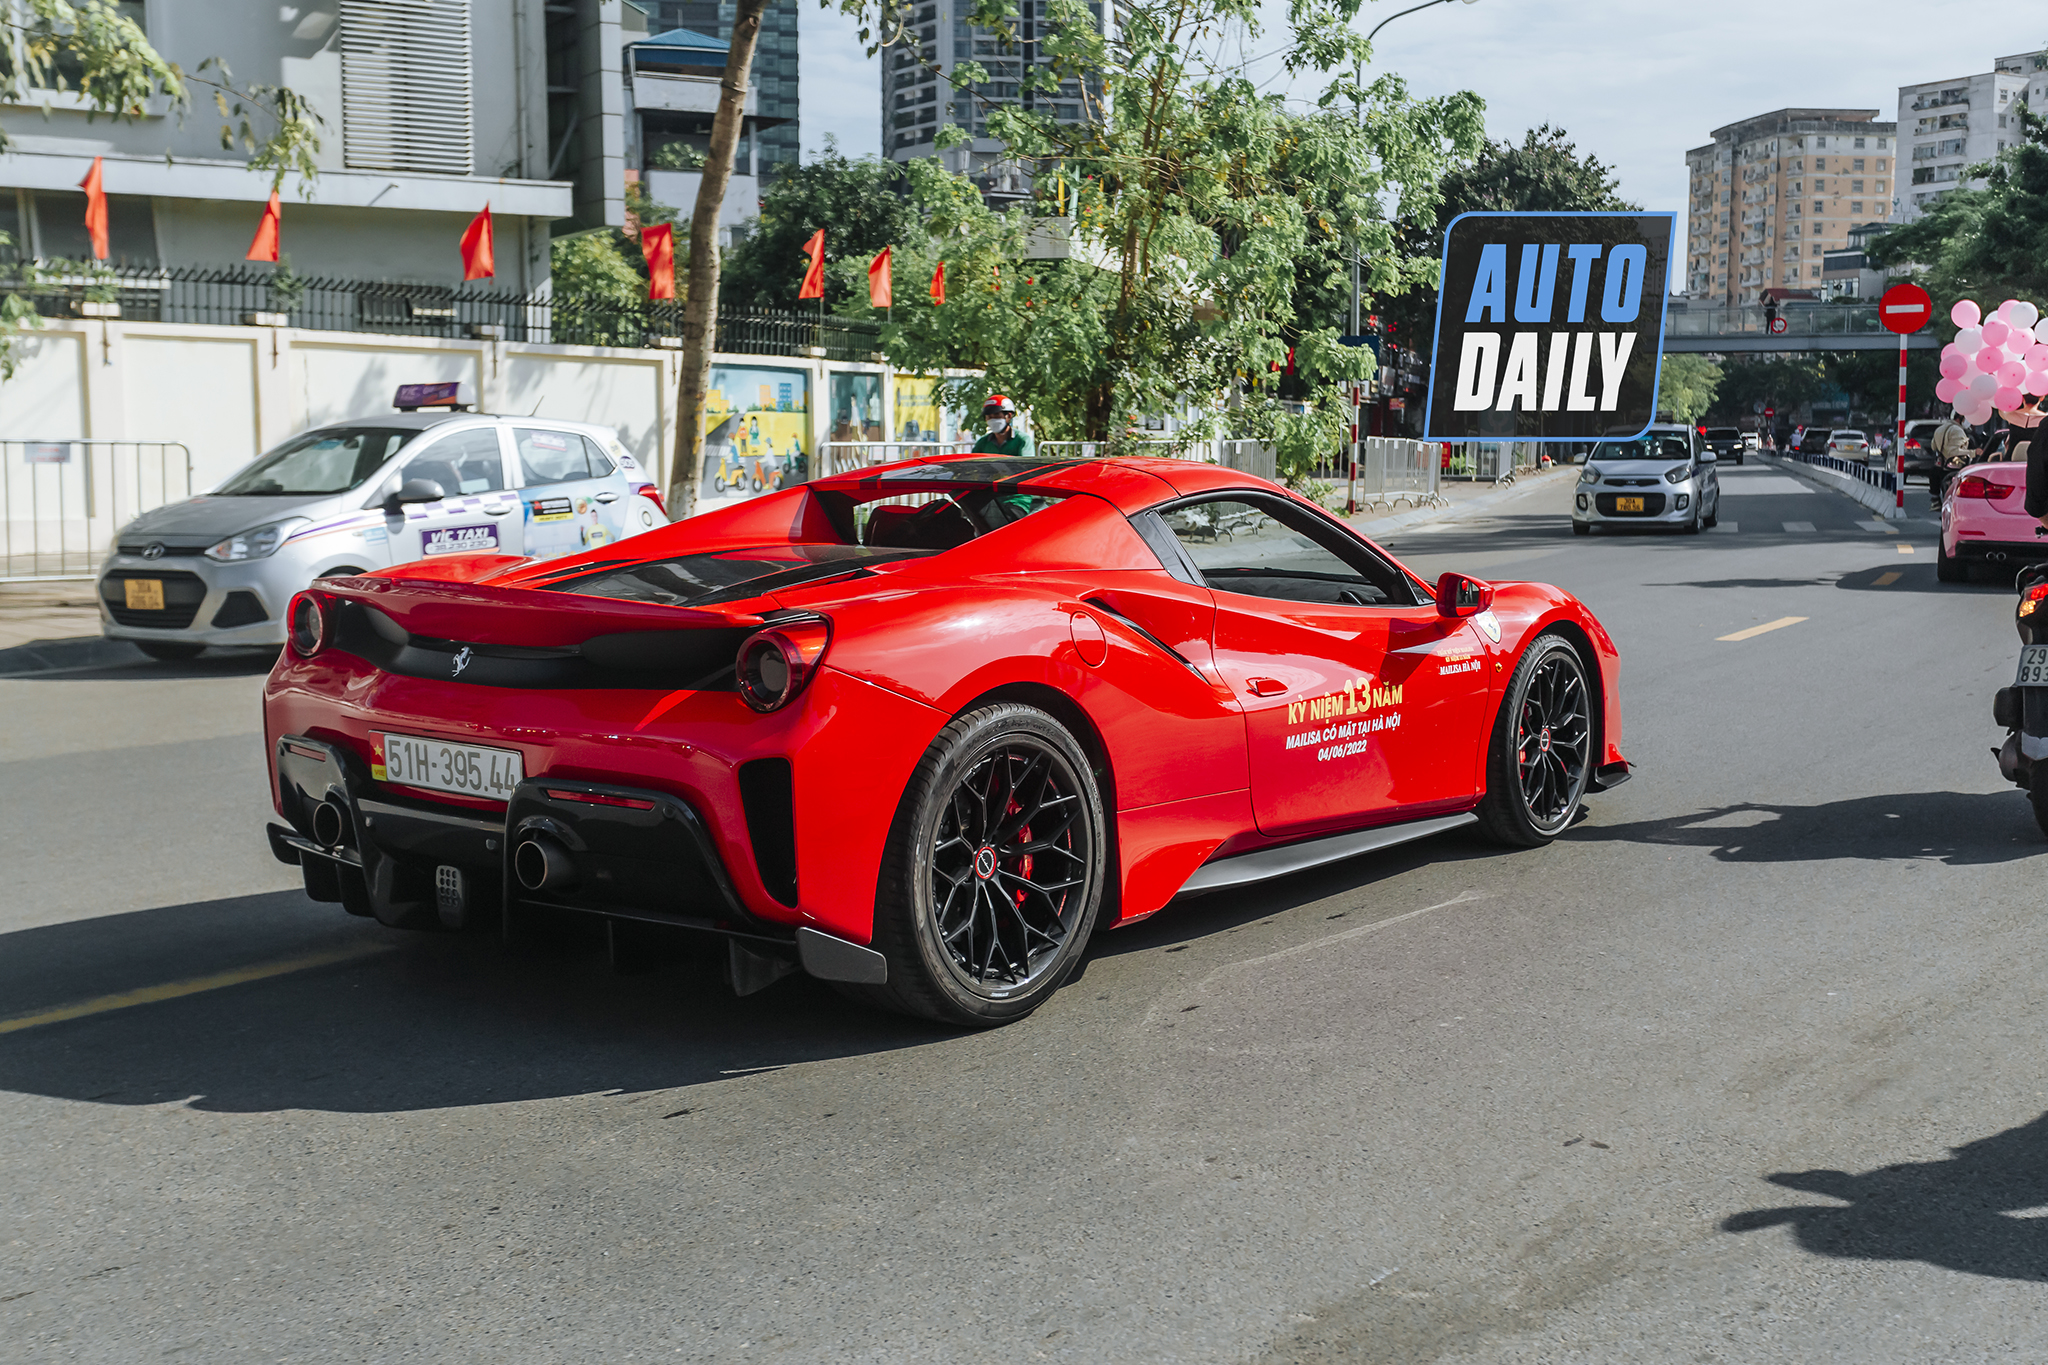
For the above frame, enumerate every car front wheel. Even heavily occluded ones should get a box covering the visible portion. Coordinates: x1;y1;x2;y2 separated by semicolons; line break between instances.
850;702;1107;1027
1476;634;1593;847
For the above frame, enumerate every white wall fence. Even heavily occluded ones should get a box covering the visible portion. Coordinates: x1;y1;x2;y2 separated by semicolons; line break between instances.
1;440;192;579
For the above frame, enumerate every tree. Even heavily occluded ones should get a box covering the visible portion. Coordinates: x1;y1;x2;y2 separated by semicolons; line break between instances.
1657;353;1722;425
1867;104;2048;308
1381;124;1639;379
1706;354;1828;423
841;0;1482;483
0;0;322;377
721;143;921;313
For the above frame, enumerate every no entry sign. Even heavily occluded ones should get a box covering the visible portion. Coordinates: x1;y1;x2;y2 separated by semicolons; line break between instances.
1880;282;1933;334
1424;212;1676;443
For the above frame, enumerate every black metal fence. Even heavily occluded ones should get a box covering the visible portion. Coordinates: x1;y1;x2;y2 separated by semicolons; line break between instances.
0;261;885;361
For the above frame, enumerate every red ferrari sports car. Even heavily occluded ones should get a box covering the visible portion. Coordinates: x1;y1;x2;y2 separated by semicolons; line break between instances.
263;453;1628;1025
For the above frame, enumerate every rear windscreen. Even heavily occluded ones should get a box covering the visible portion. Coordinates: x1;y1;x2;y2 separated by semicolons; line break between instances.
540;544;932;607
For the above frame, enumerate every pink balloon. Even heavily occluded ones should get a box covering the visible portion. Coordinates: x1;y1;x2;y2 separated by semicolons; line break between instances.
1968;372;1998;396
1998;299;2023;323
1940;351;1968;378
1936;376;1963;402
1953;299;1982;328
1984;319;2012;347
1976;346;2008;373
1998;362;2030;388
1995;386;2024;410
2026;370;2048;397
1958;327;1984;352
2029;343;2048;369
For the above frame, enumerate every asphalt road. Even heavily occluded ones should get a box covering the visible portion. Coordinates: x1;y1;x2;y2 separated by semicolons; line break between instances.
6;459;2048;1363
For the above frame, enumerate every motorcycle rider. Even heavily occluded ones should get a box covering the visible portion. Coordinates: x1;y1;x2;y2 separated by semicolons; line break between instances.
972;394;1035;459
1930;407;1976;510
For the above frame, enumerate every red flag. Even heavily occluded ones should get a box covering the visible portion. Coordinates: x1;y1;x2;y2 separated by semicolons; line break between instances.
868;247;892;308
642;222;675;299
796;228;825;301
459;204;495;281
246;190;281;262
930;260;946;306
80;157;108;260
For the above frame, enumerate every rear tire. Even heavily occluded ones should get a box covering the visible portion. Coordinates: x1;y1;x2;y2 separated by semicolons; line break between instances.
135;640;204;661
2030;761;2048;840
1475;634;1593;848
842;703;1107;1027
1936;535;1964;583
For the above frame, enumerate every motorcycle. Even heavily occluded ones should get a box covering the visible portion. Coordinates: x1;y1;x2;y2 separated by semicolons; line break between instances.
1994;563;2048;834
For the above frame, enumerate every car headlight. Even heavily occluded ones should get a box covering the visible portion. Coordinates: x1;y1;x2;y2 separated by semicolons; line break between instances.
1578;466;1599;485
1664;466;1691;485
206;517;310;562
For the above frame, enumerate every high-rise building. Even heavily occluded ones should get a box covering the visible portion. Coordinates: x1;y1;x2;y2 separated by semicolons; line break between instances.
1683;108;1896;309
882;1;1110;201
1894;49;2042;222
643;0;800;179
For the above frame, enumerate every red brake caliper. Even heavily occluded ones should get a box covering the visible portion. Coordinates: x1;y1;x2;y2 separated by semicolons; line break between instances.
1005;796;1032;909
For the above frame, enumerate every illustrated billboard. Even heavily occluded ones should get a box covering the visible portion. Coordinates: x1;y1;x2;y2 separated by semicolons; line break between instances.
700;364;809;499
1423;212;1675;443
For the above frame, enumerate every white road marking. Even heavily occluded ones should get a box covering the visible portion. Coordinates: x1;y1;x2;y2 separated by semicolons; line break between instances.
1718;616;1808;642
1897;544;1914;554
1782;521;1816;533
1857;519;1901;535
1714;521;1739;533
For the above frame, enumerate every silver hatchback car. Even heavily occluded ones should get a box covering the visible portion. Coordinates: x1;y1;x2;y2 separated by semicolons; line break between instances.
98;384;668;658
1572;424;1722;535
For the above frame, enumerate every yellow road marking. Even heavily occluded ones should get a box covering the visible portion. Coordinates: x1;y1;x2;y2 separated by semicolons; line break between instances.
1718;616;1809;642
1897;544;1914;554
1874;571;1902;586
0;943;392;1036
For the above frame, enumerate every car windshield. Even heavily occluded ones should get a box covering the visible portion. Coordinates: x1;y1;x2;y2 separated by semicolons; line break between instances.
1704;428;1739;440
215;427;414;495
1834;431;1864;439
1590;436;1691;463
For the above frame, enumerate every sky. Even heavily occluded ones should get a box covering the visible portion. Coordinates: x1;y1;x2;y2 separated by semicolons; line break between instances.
799;0;2031;265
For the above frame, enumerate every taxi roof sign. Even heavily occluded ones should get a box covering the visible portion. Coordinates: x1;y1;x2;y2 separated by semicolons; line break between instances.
394;381;476;412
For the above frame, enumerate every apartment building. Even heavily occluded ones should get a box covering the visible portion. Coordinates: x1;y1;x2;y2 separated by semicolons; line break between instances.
1895;49;2043;222
0;1;627;289
882;1;1112;200
638;0;799;181
1684;107;1896;309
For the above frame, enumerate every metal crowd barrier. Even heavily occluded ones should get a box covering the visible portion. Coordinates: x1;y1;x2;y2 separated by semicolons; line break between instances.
817;441;974;478
2;440;194;581
1779;444;1898;494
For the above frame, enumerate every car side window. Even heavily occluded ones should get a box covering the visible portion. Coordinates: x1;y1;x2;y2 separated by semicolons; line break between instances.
515;428;610;486
395;428;507;500
1158;496;1417;607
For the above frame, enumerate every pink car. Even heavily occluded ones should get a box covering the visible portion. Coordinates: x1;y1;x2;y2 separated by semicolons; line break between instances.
1939;458;2040;582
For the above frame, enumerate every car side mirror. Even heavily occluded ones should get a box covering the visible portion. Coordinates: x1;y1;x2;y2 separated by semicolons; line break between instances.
1436;571;1493;620
382;477;446;515
1700;450;1717;463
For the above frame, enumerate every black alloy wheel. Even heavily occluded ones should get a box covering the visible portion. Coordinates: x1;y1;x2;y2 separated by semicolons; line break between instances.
851;703;1106;1026
1477;634;1594;846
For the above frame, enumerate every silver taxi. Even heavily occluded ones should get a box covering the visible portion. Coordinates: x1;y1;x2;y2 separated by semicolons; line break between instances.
1572;424;1722;535
98;384;668;658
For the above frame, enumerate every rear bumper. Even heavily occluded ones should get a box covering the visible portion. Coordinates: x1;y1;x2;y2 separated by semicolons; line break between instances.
1950;538;2048;565
271;733;774;944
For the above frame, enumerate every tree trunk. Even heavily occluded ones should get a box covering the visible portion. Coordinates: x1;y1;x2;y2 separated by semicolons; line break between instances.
665;0;769;519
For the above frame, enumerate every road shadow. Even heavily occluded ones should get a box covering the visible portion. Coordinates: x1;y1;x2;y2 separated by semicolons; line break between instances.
1723;1112;2048;1282
0;891;946;1115
1564;791;2042;866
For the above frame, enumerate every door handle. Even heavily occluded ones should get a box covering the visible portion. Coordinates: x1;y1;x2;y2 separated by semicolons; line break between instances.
595;491;620;504
1244;677;1286;697
483;504;513;515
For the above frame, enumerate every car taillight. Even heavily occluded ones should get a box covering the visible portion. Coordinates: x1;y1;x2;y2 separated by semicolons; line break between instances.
735;617;831;713
631;482;667;518
287;591;327;657
1956;476;2017;500
1905;439;1921;449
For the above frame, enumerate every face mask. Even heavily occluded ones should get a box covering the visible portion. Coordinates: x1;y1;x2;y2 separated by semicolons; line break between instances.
987;416;1010;434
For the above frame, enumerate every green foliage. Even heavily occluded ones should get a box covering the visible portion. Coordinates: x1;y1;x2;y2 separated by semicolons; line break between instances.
649;140;706;171
1382;124;1639;367
1656;353;1722;425
722;141;921;313
848;0;1484;479
552;231;649;310
626;179;682;232
0;238;43;382
1867;104;2048;308
0;1;324;190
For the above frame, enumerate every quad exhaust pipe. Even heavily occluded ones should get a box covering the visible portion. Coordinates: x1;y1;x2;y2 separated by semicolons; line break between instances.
513;834;576;891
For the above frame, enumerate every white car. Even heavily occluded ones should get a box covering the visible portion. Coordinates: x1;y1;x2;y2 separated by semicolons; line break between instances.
1826;429;1870;458
98;383;669;658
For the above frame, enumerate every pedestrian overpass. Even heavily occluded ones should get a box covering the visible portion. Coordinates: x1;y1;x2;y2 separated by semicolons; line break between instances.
1662;302;1939;353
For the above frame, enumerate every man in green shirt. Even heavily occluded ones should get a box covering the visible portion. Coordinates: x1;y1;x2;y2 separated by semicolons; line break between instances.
971;394;1035;458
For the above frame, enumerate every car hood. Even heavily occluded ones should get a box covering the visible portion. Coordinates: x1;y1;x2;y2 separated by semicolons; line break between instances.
1587;460;1690;476
121;493;337;540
